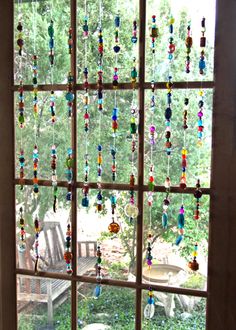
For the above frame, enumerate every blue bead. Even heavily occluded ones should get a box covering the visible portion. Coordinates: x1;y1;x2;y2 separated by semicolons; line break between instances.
199;60;206;69
168;54;173;60
114;15;120;27
94;285;102;298
97;145;102;151
165;107;172;120
131;36;137;43
112;115;117;120
82;197;89;207
49;38;54;49
65;92;74;102
175;235;183;246
198;120;203;126
113;45;120;53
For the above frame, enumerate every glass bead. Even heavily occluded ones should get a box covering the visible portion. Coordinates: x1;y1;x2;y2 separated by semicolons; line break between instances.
124;204;139;218
108;221;120;234
144;303;155;319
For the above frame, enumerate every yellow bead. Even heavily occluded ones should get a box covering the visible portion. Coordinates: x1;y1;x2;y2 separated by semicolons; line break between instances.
193;251;198;257
169;18;175;24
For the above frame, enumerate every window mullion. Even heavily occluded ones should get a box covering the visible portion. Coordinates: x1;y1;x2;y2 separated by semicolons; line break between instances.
135;0;146;329
70;0;78;329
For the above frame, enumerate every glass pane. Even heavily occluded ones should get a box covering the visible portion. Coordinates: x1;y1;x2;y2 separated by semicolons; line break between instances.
142;290;206;329
143;192;209;290
145;0;216;82
77;0;139;83
77;90;139;183
14;0;70;85
16;186;71;274
17;275;71;329
77;189;137;281
15;91;71;181
144;89;213;188
78;284;136;329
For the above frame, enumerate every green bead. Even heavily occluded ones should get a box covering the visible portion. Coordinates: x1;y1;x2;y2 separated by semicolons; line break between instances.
148;182;155;191
131;69;137;78
18;115;24;124
130;123;137;134
48;25;54;37
97;257;101;263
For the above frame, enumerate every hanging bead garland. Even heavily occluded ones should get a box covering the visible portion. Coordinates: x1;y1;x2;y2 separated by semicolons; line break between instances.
199;17;206;75
197;89;204;145
144;287;155;319
185;23;192;73
165;75;173;156
48;20;54;66
97;27;104;112
96;145;103;211
64;224;73;274
34;216;40;272
188;243;199;271
65;148;73;202
33;145;39;195
19;148;25;189
162;188;170;229
113;13;120;88
18;81;25;128
17;22;24;56
82;0;90;208
146;232;153;269
68;27;73;55
65;72;74;118
96;0;104;212
51;144;58;212
180;148;187;189
175;205;185;246
125;174;138;222
108;193;120;234
18;207;26;253
18;82;25;189
32;55;38;117
94;245;102;298
194;179;202;220
168;15;176;60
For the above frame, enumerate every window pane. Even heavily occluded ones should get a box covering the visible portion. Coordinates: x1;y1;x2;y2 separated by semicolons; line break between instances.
142;290;206;329
143;193;209;291
144;89;213;188
15;91;71;181
77;0;139;84
17;275;71;329
77;189;137;281
78;284;136;329
14;0;70;85
145;0;216;82
16;186;71;274
77;90;139;183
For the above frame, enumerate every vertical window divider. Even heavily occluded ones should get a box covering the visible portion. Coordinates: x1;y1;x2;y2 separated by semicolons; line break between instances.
135;0;146;328
70;0;78;329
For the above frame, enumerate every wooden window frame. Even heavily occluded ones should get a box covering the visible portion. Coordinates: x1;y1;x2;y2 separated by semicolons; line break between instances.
1;0;236;329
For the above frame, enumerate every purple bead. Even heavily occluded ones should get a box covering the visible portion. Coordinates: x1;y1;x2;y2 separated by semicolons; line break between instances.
149;125;156;133
198;111;203;117
147;259;152;266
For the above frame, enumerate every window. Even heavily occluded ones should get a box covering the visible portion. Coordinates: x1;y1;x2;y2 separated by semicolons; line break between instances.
1;0;234;329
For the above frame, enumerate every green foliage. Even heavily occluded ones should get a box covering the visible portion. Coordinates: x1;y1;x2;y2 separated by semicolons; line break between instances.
182;273;206;290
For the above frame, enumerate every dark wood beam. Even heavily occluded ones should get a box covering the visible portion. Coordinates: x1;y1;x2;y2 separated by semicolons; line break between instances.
207;0;236;329
0;0;17;329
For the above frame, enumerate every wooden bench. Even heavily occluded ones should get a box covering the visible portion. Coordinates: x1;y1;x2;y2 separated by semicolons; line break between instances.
17;221;97;324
